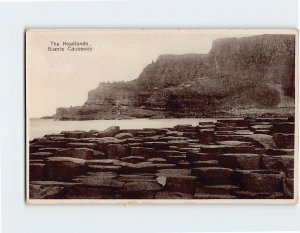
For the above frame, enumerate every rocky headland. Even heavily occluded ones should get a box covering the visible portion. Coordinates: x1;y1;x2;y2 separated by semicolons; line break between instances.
29;117;294;199
54;34;295;120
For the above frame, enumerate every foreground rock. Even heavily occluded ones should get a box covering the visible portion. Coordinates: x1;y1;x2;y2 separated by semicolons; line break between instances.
45;157;86;181
29;118;295;200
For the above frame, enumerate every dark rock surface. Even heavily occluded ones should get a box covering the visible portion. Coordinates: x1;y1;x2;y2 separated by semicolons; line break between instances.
29;117;295;199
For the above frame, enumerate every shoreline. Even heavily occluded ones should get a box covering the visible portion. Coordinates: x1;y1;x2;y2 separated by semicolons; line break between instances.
39;109;295;121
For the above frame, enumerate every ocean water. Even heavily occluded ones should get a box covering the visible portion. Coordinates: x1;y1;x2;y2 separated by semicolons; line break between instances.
29;118;219;140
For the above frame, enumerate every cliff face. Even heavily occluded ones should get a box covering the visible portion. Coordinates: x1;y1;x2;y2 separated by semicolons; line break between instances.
55;34;295;120
136;54;208;90
85;82;136;107
208;35;295;97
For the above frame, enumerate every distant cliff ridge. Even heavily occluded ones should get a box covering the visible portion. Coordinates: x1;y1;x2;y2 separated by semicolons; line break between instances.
55;34;295;120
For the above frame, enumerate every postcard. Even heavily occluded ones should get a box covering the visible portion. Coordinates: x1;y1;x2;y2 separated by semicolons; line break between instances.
26;29;298;203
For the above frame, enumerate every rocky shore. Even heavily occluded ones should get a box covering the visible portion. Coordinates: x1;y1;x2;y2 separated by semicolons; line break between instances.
29;117;295;200
54;34;295;121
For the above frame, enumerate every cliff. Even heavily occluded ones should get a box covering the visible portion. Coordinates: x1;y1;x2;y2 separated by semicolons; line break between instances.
55;34;295;120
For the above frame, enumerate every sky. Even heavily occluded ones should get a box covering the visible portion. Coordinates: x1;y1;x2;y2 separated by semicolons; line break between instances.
26;29;286;118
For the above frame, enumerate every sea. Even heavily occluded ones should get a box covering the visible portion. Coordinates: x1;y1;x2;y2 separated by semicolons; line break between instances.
29;118;220;140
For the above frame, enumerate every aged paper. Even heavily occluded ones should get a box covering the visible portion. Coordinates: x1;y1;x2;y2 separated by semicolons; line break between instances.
26;29;298;204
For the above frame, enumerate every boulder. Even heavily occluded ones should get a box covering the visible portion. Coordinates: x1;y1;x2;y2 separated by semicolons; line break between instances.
30;152;54;160
192;160;218;168
192;167;234;185
183;132;199;139
85;159;120;166
143;142;169;150
166;155;186;164
245;134;276;149
114;133;133;139
254;130;271;135
122;163;175;174
288;116;294;122
200;144;255;154
165;175;197;194
96;137;122;152
124;181;162;191
66;142;96;149
97;126;120;137
186;151;218;162
126;138;143;143
56;148;96;160
174;124;193;131
29;144;44;153
32;138;68;148
215;130;235;136
273;133;294;149
234;170;284;193
271;122;294;134
87;165;122;173
165;131;184;137
76;176;124;189
167;140;189;148
199;129;215;144
93;150;106;159
156;169;192;177
30;163;45;181
156;150;181;158
30;180;75;186
234;130;254;135
30;159;44;163
121;156;145;163
107;144;130;159
66;186;113;199
119;181;162;198
177;161;191;169
251;124;272;131
136;130;159;137
218;141;253;147
265;148;294;156
215;126;234;131
144;135;163;142
76;138;102;143
187;144;202;149
179;147;198;153
214;135;246;142
86;132;99;138
130;147;154;158
61;130;87;138
261;155;294;171
78;172;118;179
128;143;143;147
147;158;167;163
45;157;86;181
218;154;261;169
38;148;62;153
199;185;239;195
117;174;155;182
198;121;215;126
118;129;140;135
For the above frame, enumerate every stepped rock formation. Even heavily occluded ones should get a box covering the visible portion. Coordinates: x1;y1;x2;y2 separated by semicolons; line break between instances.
29;117;295;199
55;34;295;120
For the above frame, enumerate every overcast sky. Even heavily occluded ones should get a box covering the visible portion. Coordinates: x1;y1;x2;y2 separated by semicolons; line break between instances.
27;29;282;118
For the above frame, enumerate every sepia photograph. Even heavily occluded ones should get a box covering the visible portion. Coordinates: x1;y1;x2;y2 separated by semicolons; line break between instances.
26;29;297;203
